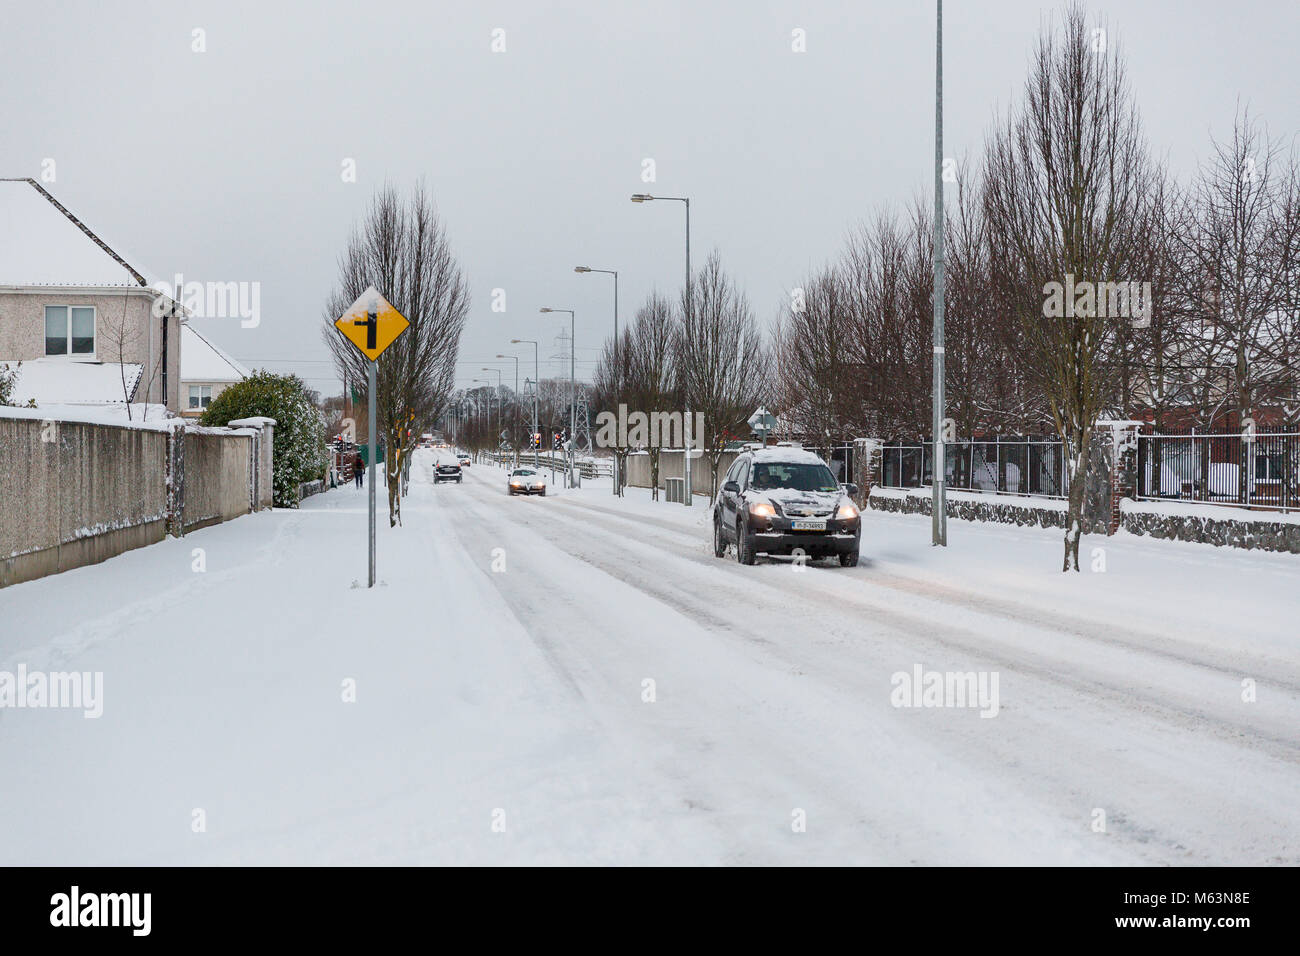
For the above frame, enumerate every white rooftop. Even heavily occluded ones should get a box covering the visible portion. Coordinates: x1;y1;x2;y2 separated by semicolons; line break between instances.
2;357;143;405
0;179;146;287
181;324;250;382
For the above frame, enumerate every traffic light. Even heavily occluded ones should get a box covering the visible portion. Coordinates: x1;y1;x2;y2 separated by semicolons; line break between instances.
531;432;541;448
552;432;562;450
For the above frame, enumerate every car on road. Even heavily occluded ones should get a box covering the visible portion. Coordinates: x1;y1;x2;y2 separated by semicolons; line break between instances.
458;453;471;467
508;468;547;496
713;447;861;566
434;461;463;484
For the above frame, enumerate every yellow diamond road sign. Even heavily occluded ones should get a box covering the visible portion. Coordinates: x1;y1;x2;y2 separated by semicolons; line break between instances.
334;286;409;361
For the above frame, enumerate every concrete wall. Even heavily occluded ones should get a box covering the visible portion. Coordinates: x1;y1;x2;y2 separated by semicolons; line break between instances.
625;449;738;499
182;431;254;531
0;418;169;586
258;424;274;510
0;289;181;410
1;416;275;588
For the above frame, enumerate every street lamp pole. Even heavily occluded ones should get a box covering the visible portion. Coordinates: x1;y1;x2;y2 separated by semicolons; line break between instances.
512;338;540;468
576;265;620;495
631;193;692;506
932;0;948;546
539;308;576;487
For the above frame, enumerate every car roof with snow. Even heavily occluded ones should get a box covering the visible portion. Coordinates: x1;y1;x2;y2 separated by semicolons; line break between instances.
743;447;830;466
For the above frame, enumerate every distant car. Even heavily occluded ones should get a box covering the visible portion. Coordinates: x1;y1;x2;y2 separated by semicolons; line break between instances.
508;468;546;496
713;447;861;566
458;454;471;467
434;462;463;484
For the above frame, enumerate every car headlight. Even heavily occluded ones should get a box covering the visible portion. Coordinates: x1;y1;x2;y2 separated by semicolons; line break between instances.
510;480;521;486
836;502;859;520
749;501;776;518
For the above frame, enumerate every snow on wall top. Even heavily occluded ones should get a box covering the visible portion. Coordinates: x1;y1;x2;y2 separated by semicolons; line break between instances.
181;324;250;382
0;402;179;431
0;179;148;287
227;416;276;428
2;357;143;405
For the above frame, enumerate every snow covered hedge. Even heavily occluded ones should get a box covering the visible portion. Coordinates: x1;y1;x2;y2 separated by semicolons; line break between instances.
201;371;326;507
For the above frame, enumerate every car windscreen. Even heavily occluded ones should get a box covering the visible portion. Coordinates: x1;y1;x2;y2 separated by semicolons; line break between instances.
512;470;536;476
749;462;839;493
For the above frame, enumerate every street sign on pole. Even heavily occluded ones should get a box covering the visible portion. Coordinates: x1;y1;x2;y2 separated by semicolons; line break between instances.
749;406;777;447
334;286;410;588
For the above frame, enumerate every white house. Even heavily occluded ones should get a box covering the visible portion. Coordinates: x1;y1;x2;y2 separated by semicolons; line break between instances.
180;324;249;418
0;178;183;411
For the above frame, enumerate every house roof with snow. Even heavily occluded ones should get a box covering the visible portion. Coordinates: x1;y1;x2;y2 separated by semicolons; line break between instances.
0;178;150;287
181;324;249;383
2;357;143;406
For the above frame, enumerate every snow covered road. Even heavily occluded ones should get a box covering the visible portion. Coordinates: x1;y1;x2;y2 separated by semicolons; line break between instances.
1;448;1296;865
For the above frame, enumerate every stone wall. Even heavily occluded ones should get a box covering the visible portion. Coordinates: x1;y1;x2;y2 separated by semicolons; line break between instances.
1121;502;1300;554
868;488;1089;531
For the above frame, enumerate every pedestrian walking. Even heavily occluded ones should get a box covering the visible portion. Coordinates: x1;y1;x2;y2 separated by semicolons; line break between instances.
354;457;365;488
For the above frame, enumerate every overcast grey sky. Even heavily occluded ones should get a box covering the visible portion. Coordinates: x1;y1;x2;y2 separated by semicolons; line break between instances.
3;0;1297;395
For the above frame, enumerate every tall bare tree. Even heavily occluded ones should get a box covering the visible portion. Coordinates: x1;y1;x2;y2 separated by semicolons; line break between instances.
622;291;680;499
323;184;470;525
678;252;769;498
984;5;1152;570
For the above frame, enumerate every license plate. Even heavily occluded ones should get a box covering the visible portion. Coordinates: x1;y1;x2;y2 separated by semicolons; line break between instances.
791;519;826;531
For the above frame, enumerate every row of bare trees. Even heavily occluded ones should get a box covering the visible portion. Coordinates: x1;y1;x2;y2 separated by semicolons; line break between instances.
590;253;769;498
770;6;1299;568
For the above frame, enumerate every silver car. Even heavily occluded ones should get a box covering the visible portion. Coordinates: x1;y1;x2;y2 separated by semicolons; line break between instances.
507;468;547;496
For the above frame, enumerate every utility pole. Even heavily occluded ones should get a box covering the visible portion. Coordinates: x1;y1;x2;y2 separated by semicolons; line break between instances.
931;0;948;547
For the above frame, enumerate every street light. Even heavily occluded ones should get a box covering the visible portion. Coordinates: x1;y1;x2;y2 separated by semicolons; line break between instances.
576;265;620;496
631;192;693;505
512;338;540;468
932;0;948;546
539;307;577;487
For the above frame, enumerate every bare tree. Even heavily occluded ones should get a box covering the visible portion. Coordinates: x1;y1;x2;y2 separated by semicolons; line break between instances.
1180;107;1295;444
324;184;470;525
622;291;680;500
678;252;769;498
984;5;1152;571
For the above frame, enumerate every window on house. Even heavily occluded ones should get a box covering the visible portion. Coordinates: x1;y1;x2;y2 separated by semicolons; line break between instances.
44;305;96;356
188;385;213;409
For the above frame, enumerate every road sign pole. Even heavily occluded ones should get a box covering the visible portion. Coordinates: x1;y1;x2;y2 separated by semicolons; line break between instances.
333;285;410;590
368;355;377;588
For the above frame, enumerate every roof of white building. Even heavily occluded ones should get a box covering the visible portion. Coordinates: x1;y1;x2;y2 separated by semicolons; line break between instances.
181;324;250;382
2;357;143;406
0;178;150;287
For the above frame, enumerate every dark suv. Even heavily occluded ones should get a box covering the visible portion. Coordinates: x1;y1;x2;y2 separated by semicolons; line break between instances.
434;461;463;484
713;448;861;566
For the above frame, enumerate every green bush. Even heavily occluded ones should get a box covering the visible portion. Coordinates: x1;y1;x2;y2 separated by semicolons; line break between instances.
202;371;327;507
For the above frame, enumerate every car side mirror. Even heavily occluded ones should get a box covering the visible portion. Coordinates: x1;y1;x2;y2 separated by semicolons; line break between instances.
843;483;859;499
723;480;740;494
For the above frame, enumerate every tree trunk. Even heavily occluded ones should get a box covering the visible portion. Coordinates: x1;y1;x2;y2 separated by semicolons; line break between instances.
1062;437;1088;572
